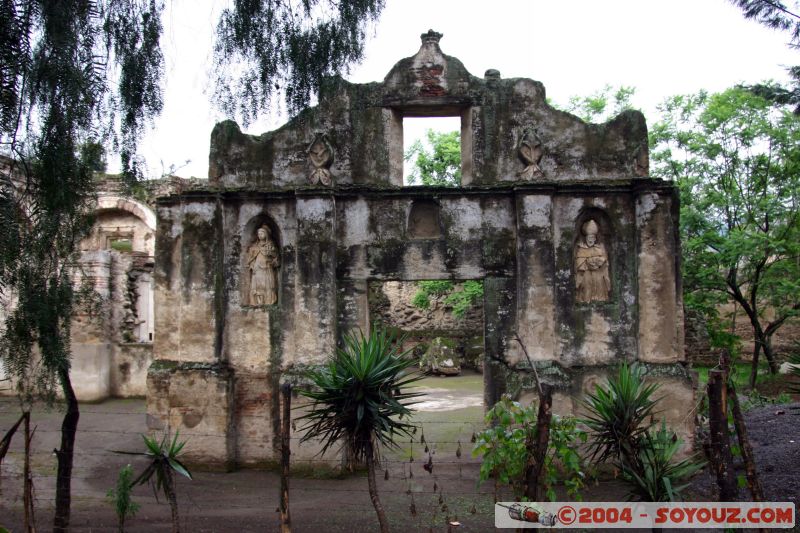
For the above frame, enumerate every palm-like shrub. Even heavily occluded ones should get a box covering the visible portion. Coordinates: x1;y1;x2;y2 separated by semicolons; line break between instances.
582;363;659;463
298;327;421;533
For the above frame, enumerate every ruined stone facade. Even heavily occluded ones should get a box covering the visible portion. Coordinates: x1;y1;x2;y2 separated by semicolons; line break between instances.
147;31;691;467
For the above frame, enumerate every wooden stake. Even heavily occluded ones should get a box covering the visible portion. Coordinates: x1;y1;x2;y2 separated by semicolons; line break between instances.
280;382;292;533
524;383;552;502
23;411;36;533
707;370;737;500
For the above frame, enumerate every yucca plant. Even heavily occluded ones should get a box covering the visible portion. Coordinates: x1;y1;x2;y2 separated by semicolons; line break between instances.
621;421;705;502
117;432;192;533
581;363;660;463
297;327;422;533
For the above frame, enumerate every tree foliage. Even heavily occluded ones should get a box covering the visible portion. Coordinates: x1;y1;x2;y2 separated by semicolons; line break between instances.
561;85;637;123
651;87;800;382
0;3;165;529
731;0;800;114
411;280;483;319
404;129;461;186
213;0;385;124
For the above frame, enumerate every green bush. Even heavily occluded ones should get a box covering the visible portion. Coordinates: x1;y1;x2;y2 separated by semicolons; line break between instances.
472;395;588;501
107;464;139;532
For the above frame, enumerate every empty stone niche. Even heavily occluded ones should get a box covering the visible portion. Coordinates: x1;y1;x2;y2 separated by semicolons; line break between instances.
407;199;443;239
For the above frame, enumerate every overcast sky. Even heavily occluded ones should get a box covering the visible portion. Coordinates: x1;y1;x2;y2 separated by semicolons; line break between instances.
133;0;798;180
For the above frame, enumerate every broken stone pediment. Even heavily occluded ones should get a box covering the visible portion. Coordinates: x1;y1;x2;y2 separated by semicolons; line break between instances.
206;30;649;189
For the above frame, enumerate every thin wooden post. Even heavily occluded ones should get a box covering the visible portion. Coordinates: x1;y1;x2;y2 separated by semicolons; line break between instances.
280;382;292;533
524;383;552;502
707;370;737;500
23;411;35;533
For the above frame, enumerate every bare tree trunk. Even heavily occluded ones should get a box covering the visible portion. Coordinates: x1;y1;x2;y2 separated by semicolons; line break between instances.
280;383;292;533
524;383;552;501
24;411;36;533
366;441;389;533
749;342;761;389
761;338;778;375
163;466;180;533
54;367;79;533
0;412;24;464
707;370;737;500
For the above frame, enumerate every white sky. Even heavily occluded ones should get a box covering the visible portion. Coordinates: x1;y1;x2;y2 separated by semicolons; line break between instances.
133;0;799;180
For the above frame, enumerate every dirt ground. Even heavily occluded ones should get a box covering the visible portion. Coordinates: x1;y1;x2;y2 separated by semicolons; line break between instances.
1;373;798;532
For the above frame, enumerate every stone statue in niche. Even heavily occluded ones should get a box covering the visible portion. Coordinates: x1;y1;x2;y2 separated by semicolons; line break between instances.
307;133;334;186
575;219;610;302
517;129;544;179
247;225;279;305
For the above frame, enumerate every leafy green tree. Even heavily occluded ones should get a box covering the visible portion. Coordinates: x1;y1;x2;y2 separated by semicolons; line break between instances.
651;87;800;384
0;2;385;529
731;0;800;114
561;85;637;123
298;328;420;533
404;129;461;186
0;3;165;530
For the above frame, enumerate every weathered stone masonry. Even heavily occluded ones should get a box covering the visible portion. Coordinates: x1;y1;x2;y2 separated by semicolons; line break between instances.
147;31;691;468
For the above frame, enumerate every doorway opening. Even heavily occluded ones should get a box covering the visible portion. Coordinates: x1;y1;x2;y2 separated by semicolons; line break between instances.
368;279;485;463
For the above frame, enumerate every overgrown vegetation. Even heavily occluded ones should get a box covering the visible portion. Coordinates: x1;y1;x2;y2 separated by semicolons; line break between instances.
411;280;483;319
473;396;588;502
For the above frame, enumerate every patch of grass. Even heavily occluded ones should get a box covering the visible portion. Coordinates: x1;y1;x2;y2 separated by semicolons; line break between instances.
390;405;484;461
693;362;769;389
414;372;484;394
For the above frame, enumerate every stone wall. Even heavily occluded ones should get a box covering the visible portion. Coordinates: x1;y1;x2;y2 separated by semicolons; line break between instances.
148;31;691;468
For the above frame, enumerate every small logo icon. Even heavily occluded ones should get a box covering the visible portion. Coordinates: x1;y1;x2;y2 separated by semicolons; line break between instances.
558;505;576;525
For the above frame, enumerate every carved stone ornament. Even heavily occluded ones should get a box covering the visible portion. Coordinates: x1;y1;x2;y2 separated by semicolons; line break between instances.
307;133;334;186
517;129;544;179
246;225;280;306
575;219;610;303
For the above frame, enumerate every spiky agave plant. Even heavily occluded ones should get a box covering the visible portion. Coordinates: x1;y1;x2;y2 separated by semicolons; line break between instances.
581;362;660;463
621;421;705;502
298;327;422;533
